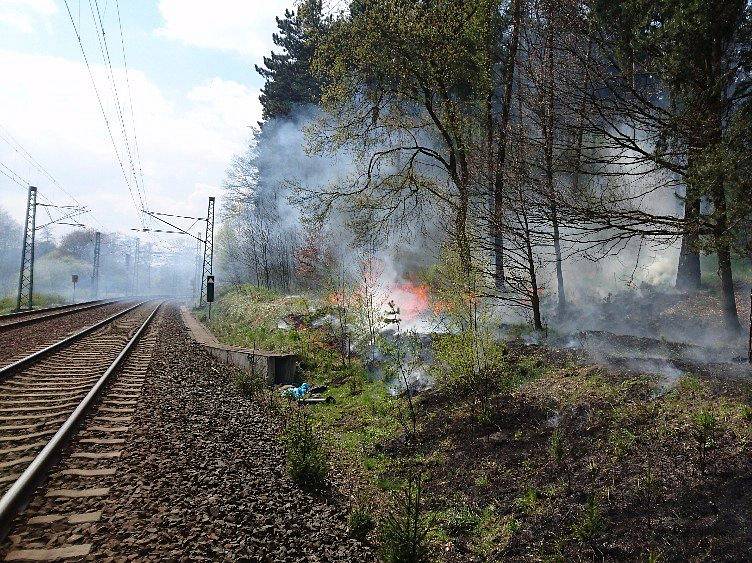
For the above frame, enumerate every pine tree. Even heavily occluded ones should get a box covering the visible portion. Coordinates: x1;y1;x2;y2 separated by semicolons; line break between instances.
255;0;328;121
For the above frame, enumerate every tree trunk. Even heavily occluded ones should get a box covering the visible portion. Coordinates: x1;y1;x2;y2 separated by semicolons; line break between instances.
676;180;702;290
543;12;566;316
492;0;521;289
711;179;742;335
456;180;472;278
551;203;566;315
526;226;543;331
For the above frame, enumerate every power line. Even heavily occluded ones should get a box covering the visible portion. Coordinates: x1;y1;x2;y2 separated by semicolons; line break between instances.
114;0;148;214
88;0;147;214
0;124;82;208
0;161;29;189
62;0;145;229
0;124;106;230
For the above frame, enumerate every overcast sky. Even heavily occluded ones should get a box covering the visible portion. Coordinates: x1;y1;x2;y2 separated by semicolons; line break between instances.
0;0;295;240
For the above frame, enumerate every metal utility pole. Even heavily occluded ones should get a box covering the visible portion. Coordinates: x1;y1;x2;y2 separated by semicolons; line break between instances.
144;243;152;296
199;197;215;307
192;231;202;302
133;198;215;303
16;186;37;311
132;239;140;297
92;231;101;298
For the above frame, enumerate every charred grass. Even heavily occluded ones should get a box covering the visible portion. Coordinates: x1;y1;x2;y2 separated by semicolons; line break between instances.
379;343;752;561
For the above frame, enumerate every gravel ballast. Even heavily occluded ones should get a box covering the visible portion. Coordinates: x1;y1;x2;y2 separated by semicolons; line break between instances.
94;305;374;561
0;302;138;367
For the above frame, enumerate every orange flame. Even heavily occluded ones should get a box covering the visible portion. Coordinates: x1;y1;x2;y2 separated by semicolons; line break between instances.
388;282;431;321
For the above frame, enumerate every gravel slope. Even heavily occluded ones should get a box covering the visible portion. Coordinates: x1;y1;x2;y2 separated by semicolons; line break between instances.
94;305;374;561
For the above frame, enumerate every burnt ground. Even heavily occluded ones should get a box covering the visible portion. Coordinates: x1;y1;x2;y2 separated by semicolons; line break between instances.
378;337;752;562
556;283;752;352
91;306;373;561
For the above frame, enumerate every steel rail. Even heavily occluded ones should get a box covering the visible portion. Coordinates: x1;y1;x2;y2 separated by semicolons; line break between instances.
0;301;146;379
0;301;162;541
0;300;105;320
0;300;120;331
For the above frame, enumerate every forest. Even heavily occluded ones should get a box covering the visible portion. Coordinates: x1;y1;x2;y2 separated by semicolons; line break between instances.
222;0;751;336
218;0;752;560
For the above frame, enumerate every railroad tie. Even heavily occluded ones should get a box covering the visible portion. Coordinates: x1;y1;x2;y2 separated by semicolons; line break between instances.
4;544;92;561
71;451;122;459
1;302;160;560
45;487;110;499
58;468;115;477
25;511;102;526
98;407;135;414
86;426;130;433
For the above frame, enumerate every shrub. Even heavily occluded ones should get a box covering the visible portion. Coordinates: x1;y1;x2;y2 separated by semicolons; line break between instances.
349;505;376;542
572;494;604;544
380;478;430;563
693;409;718;473
549;429;565;465
234;369;264;398
284;408;328;489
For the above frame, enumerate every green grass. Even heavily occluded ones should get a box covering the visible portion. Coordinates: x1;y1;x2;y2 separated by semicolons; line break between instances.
0;293;67;315
312;375;402;478
204;284;403;486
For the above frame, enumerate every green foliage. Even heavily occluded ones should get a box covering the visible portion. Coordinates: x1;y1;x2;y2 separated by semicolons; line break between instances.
380;478;431;563
255;0;328;120
515;488;539;514
549;429;565;466
693;410;718;445
0;292;66;314
284;408;328;489
678;374;702;394
693;409;719;472
572;494;604;544
433;504;518;558
349;504;376;542
474;511;519;558
234;369;265;398
740;404;752;422
439;505;480;534
609;428;637;458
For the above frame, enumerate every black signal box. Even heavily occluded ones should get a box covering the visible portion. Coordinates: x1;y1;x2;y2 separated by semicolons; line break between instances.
206;275;215;303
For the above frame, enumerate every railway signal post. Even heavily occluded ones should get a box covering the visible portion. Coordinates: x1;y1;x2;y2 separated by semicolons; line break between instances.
71;274;79;303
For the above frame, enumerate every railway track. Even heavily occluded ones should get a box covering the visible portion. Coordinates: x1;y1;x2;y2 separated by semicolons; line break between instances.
0;300;162;552
0;301;118;331
0;302;140;371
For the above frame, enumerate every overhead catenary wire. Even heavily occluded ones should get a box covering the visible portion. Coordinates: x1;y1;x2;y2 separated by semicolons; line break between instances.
0;124;106;231
62;0;145;230
0;124;83;208
87;0;148;215
114;0;149;214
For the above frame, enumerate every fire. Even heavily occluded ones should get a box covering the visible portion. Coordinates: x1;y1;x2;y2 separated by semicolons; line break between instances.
387;281;431;321
326;276;438;324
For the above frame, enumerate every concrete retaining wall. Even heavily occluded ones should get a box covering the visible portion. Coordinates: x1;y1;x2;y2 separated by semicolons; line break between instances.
180;306;298;386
